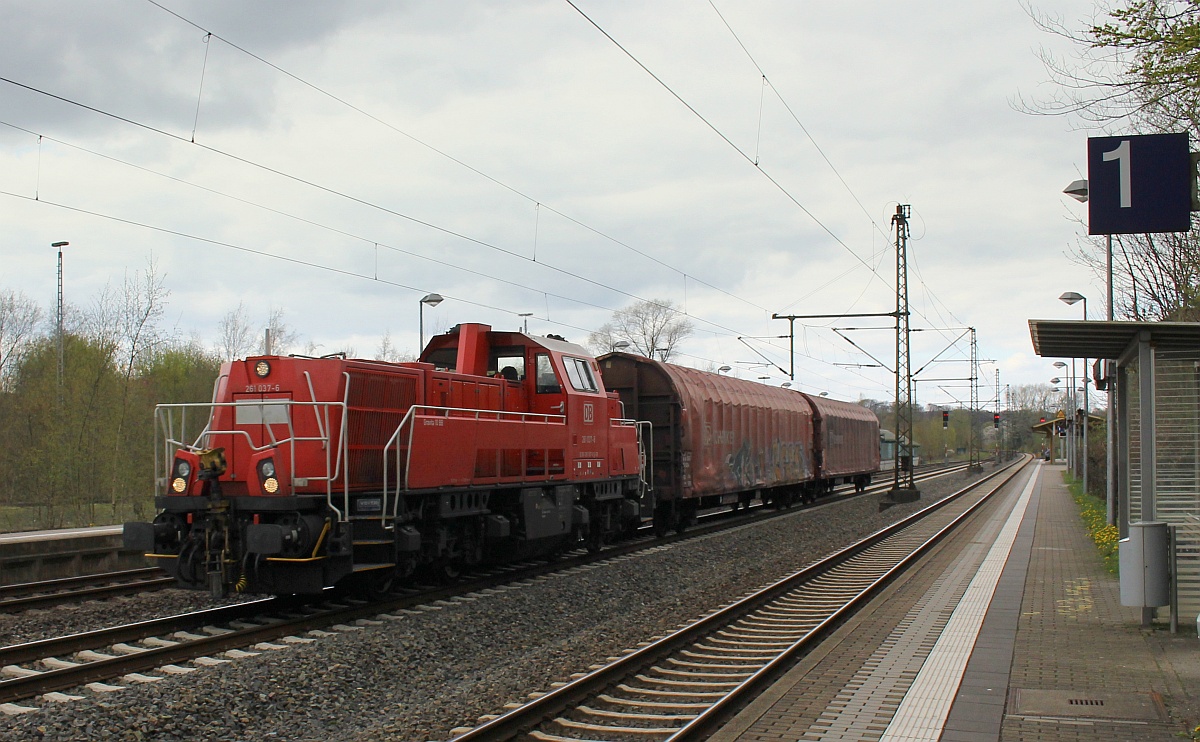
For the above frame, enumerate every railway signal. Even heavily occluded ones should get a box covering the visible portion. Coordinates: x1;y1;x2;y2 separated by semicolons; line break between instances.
942;410;948;429
993;413;1000;429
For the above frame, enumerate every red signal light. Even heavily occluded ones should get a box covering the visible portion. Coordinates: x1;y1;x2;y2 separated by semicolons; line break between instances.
942;410;949;429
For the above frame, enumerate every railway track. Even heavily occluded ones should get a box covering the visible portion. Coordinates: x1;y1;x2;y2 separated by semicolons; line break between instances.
0;460;979;710
0;568;174;613
446;455;1029;741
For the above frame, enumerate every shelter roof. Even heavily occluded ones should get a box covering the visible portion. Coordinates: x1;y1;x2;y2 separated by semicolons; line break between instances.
1028;320;1200;359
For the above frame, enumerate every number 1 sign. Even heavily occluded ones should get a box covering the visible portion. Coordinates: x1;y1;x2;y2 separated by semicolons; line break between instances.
1087;132;1192;235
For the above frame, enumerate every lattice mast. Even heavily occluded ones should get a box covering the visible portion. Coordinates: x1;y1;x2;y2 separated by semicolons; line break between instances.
969;327;980;471
891;205;917;494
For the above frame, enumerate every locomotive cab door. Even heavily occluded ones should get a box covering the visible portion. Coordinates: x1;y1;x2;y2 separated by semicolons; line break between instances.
529;352;565;418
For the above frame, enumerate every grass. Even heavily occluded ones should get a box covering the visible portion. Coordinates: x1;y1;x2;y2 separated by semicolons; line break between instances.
1065;473;1119;574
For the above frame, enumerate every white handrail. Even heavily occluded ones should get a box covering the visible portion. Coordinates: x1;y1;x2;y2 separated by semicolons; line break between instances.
154;399;349;519
381;404;568;522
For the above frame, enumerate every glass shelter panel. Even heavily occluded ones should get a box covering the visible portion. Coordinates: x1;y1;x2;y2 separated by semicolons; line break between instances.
1154;350;1200;616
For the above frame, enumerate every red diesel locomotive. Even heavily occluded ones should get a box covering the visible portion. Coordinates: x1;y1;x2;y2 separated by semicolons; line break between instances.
124;323;646;596
125;322;880;597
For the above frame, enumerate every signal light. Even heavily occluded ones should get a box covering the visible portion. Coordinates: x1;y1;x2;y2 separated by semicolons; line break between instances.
1040;417;1046;423
993;413;1000;429
942;410;948;429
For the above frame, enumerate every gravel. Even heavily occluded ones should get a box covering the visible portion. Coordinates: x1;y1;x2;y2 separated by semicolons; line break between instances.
0;467;994;742
0;589;258;647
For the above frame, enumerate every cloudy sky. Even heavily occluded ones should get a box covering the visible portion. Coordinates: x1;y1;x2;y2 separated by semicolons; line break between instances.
0;0;1104;407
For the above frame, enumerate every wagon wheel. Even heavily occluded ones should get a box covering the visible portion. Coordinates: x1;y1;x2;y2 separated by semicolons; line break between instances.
652;507;671;538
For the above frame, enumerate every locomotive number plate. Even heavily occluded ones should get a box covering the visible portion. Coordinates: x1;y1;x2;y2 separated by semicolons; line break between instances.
244;384;281;392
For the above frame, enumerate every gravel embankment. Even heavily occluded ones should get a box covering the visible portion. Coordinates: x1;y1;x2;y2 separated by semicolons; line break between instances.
1;466;1001;742
0;590;257;648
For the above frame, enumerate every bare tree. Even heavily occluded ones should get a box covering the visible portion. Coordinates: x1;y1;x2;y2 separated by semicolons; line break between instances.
587;299;694;362
257;307;301;355
0;290;43;385
218;302;256;360
1072;229;1200;320
376;330;414;362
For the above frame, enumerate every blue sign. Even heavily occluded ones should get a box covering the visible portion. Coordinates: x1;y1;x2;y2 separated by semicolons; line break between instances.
1087;132;1191;235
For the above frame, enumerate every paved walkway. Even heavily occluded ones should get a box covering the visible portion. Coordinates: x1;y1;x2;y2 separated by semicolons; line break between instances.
999;464;1200;741
714;462;1200;741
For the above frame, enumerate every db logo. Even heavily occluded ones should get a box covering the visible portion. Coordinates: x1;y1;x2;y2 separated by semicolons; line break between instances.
583;403;594;424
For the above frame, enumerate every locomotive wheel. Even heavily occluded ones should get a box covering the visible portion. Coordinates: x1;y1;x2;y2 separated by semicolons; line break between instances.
586;527;604;554
434;560;462;583
362;567;397;600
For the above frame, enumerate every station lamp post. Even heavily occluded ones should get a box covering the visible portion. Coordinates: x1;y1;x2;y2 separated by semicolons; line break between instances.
717;365;731;374
610;340;631;352
1060;292;1089;495
518;312;532;334
1053;361;1074;473
418;293;443;351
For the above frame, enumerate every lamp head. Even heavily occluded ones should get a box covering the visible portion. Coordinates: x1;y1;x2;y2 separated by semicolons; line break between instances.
420;293;444;307
1059;291;1085;306
1063;179;1089;203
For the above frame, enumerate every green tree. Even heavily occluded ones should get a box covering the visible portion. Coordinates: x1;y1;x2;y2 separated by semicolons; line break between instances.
1027;2;1200;320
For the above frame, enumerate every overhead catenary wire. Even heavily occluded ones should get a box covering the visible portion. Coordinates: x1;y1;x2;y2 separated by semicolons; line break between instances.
142;0;769;317
144;0;946;378
1;5;962;397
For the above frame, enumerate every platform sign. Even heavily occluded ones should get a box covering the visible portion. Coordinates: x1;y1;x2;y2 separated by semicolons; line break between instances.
1087;132;1191;235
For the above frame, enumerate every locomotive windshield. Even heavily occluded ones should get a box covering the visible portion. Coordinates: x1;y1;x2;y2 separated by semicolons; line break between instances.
563;356;599;393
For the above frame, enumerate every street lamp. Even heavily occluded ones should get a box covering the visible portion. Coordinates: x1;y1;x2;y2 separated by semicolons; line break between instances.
518;312;532;333
611;340;631;352
781;382;792;388
52;241;69;389
819;392;829;397
1053;361;1074;473
418;293;443;350
1060;292;1089;496
1064;179;1115;524
654;347;668;361
717;365;731;374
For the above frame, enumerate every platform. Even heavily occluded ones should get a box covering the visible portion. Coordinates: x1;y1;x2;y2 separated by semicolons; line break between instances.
0;525;142;583
711;461;1200;741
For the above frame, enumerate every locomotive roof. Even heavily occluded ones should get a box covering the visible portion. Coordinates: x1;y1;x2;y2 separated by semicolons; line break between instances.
528;332;592;357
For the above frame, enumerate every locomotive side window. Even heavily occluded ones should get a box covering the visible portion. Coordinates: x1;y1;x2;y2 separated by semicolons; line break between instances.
563;356;598;393
492;351;525;381
534;353;561;394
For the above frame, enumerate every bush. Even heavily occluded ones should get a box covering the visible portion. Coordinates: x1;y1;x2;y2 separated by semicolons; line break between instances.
1070;476;1118;573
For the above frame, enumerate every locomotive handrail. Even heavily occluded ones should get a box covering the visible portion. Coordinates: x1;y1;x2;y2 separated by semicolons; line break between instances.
153;400;349;512
381;404;569;529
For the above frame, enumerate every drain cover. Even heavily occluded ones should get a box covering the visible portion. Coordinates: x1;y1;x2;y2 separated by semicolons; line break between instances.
1012;689;1166;721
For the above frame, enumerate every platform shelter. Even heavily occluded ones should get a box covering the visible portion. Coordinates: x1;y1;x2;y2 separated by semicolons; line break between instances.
1030;320;1200;621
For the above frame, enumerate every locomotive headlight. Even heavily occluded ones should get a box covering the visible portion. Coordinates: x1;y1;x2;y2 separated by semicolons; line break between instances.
254;360;271;378
263;477;279;494
175;459;191;478
261;460;276;478
171;477;187;493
